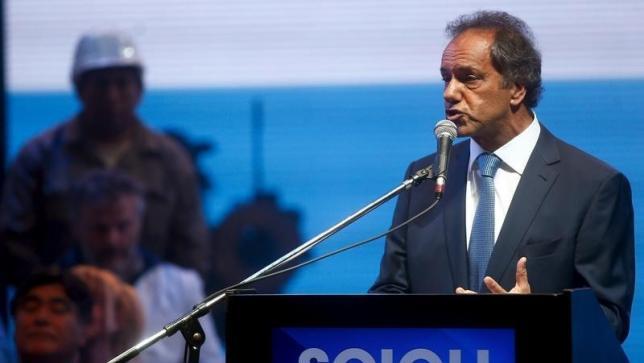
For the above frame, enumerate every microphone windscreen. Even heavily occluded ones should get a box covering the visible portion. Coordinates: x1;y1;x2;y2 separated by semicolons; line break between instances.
434;119;457;140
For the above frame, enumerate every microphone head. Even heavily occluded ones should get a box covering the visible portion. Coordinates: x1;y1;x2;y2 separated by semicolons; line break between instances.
434;119;458;140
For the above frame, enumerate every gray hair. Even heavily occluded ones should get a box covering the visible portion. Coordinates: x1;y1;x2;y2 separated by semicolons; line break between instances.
70;170;146;216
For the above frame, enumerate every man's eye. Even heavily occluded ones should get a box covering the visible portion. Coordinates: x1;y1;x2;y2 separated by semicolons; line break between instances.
50;300;72;314
116;78;130;88
19;299;41;312
465;74;479;81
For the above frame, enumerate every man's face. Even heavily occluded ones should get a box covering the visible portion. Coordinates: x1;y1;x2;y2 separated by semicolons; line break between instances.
77;195;143;277
14;284;87;361
76;67;142;139
441;29;522;145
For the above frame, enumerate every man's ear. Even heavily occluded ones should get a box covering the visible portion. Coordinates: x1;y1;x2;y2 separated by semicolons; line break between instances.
510;83;527;107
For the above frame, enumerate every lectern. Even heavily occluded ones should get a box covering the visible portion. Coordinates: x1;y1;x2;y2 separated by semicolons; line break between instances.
226;289;627;363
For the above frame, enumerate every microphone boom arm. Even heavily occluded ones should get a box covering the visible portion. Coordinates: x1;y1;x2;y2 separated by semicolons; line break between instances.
107;165;434;363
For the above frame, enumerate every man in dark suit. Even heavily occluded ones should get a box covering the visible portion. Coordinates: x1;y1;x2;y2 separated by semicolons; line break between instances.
370;10;634;342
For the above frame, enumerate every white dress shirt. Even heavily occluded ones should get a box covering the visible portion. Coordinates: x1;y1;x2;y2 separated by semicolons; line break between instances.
136;263;225;363
465;115;541;248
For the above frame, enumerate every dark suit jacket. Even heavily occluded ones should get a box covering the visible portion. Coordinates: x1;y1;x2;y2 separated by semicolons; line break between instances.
370;125;635;342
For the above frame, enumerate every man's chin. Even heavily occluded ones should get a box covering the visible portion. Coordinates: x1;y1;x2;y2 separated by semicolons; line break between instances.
455;125;474;138
21;341;64;356
87;117;135;137
97;259;129;275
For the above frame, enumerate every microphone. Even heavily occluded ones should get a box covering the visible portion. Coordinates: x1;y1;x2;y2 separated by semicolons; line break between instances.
433;119;458;197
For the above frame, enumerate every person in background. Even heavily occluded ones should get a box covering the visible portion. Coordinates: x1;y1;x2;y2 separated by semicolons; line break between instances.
370;10;634;342
0;30;210;289
70;265;144;363
12;269;93;363
62;170;224;363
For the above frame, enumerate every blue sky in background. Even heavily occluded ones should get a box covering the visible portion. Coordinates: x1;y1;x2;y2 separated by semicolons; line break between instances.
5;0;644;360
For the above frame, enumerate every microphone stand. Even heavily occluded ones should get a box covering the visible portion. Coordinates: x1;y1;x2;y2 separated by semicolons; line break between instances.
108;166;434;363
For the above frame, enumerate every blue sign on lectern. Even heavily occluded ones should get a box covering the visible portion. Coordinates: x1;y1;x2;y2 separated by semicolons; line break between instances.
272;327;515;363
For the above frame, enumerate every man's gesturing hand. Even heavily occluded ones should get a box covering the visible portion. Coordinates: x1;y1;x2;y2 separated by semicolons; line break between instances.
455;257;530;294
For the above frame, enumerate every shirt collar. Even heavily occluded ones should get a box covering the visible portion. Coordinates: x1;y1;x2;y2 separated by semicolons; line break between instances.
468;112;541;175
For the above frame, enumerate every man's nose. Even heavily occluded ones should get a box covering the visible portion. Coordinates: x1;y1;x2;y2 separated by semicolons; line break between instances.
105;227;123;247
443;78;462;105
105;82;121;100
32;306;52;325
103;82;122;103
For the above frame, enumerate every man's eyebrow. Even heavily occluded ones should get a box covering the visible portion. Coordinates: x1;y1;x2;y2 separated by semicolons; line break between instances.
440;65;481;74
22;295;66;302
50;297;71;303
22;293;42;300
454;65;481;74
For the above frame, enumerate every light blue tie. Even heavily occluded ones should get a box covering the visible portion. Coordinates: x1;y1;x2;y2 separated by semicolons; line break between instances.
468;152;502;291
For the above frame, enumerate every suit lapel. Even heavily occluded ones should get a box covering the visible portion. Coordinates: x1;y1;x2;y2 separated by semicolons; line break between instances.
485;127;561;284
442;140;470;289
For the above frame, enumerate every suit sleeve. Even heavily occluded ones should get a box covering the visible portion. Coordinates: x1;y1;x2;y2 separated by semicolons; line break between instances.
369;163;415;293
575;172;635;342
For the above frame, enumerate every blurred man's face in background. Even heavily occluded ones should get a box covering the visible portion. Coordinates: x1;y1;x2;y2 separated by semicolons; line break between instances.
14;284;87;362
76;67;142;140
76;194;143;279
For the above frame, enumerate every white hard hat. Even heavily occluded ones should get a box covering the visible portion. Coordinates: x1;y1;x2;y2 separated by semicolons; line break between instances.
71;31;143;81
